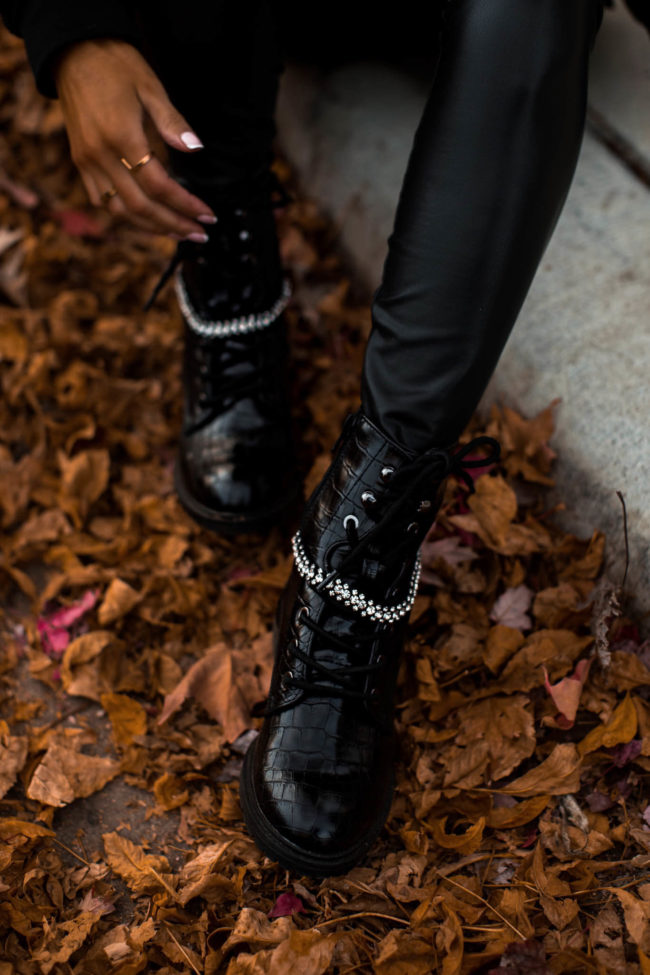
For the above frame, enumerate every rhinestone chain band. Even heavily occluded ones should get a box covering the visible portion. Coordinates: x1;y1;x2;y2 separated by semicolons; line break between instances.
291;531;422;624
175;273;292;338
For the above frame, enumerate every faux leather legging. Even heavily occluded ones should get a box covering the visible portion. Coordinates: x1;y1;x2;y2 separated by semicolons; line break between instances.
138;0;604;451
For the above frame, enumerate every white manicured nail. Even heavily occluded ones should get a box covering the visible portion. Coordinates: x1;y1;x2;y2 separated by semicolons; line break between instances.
197;214;217;224
180;131;204;149
186;232;208;243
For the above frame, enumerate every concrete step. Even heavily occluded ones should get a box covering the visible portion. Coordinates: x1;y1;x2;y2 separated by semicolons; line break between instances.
275;7;650;621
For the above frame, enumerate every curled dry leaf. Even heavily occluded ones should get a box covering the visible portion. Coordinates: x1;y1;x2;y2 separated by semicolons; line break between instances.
97;578;141;625
498;743;582;797
543;658;591;729
578;693;638;756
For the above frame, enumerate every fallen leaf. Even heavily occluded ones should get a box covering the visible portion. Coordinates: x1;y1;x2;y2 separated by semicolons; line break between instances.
27;741;119;807
490;585;534;630
103;831;174;896
578;693;638;756
499;743;581;797
543;658;591;729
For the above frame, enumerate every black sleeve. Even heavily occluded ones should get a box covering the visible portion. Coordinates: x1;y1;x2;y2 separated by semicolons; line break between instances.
0;1;144;98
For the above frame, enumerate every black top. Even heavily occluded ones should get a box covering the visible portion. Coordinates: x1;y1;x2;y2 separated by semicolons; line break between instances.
0;0;143;97
0;0;648;100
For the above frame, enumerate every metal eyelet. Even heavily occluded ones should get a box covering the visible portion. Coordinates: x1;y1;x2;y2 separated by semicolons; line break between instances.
380;466;395;482
295;606;310;625
418;499;432;512
343;514;359;530
361;491;377;507
376;654;385;666
407;522;420;534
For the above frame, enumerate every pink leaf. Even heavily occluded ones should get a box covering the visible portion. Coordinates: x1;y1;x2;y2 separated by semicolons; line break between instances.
51;209;105;238
490;585;534;630
643;803;650;828
37;589;98;658
543;658;591;729
268;892;305;918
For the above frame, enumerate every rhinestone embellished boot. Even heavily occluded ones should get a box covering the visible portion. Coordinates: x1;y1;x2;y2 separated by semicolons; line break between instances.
239;410;499;875
145;170;298;533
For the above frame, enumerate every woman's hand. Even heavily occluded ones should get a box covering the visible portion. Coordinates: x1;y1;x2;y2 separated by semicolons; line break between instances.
54;38;216;240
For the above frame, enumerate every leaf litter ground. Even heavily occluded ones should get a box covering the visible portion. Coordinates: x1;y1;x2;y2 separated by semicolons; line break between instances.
1;24;650;975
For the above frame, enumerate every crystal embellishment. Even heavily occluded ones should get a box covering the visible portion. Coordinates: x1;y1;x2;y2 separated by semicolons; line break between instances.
175;273;292;338
291;531;421;624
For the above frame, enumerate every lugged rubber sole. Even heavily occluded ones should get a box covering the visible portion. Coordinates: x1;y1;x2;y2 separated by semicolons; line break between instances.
174;458;301;536
239;737;396;877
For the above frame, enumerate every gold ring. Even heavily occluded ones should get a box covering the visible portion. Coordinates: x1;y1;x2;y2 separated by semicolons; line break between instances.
120;150;155;174
100;186;118;205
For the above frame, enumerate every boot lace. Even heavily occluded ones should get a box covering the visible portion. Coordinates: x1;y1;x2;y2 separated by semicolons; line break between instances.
272;434;500;710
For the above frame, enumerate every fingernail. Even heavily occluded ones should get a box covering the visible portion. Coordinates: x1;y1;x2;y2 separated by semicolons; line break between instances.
197;214;217;224
185;232;208;243
180;131;204;149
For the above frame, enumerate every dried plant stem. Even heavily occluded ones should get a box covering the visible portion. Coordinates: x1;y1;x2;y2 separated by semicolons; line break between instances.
164;924;202;975
435;872;526;941
314;911;410;930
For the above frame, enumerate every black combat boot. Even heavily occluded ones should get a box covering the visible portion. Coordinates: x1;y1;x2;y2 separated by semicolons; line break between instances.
145;169;298;533
239;410;499;875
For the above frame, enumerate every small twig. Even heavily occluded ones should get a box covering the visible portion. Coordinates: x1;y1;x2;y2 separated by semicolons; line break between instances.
53;838;93;868
314;911;409;930
164;924;202;975
616;491;630;590
435;872;526;941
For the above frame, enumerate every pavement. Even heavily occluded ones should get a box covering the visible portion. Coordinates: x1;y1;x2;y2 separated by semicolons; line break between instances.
275;4;650;623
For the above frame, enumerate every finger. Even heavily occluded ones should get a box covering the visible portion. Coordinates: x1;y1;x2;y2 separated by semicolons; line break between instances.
79;168;101;207
101;156;209;239
90;164;161;234
137;79;204;153
132;155;216;224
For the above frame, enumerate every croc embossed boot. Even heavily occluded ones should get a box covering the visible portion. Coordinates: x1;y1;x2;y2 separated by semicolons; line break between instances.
145;170;297;534
240;410;499;875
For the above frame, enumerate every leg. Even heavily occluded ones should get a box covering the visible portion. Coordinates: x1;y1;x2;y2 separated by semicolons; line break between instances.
137;0;298;532
241;0;604;875
363;0;604;451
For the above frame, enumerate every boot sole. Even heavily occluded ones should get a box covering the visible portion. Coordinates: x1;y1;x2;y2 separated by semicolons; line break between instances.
239;736;396;877
174;459;301;536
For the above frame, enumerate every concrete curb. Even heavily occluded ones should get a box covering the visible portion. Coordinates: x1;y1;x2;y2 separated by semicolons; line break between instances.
275;10;650;621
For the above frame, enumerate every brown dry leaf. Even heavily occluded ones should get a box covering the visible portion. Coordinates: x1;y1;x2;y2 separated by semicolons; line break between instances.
499;743;581;797
222;908;294;952
608;888;650;953
500;629;593;692
158;642;263;742
57;448;110;527
0;733;28;799
31;913;99;975
103;831;175;896
437;907;463;975
373;928;435;975
430;816;485;854
101;692;147;745
578;693;638;756
97;577;141;624
176;840;237;905
484;624;525;673
467;474;517;548
486;794;550;829
443;695;535;788
60;630;123;701
153;772;190;811
27;741;119;807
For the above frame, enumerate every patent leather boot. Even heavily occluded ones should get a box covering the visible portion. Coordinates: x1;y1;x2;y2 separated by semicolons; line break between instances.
240;410;499;875
145;171;298;533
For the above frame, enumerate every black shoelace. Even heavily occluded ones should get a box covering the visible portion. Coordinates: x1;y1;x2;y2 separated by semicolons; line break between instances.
267;434;500;713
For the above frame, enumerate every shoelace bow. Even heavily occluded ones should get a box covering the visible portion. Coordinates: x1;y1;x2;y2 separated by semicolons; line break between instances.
142;170;292;312
273;434;500;711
